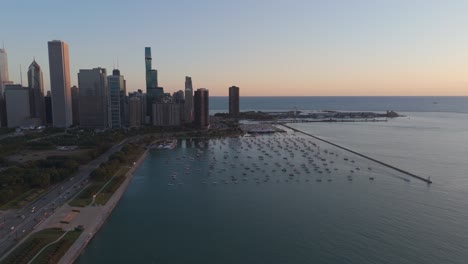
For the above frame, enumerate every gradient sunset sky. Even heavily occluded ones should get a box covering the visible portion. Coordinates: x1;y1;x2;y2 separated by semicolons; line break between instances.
2;0;468;96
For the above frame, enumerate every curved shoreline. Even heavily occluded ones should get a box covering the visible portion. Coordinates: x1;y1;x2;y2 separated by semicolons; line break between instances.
58;149;149;264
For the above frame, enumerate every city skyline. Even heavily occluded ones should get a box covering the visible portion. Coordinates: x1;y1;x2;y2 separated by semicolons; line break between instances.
3;1;468;96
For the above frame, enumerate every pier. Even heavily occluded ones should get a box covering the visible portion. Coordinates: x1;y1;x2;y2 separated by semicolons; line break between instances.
281;124;433;184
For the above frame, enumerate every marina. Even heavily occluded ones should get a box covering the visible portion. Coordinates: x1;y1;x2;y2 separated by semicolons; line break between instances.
76;112;468;264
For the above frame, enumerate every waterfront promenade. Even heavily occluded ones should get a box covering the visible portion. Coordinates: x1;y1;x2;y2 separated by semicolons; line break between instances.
57;149;148;263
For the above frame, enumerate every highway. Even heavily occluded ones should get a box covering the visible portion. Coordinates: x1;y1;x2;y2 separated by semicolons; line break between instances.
0;139;127;257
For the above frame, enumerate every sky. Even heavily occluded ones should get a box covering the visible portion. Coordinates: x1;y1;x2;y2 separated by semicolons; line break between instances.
2;0;468;96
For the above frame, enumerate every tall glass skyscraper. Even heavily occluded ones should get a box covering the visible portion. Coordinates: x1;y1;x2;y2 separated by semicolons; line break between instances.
48;40;72;128
28;60;45;123
145;47;161;119
78;68;108;128
184;76;193;123
145;47;158;91
107;69;126;128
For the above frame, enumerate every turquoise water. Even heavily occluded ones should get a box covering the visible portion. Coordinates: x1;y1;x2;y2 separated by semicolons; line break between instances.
77;112;468;264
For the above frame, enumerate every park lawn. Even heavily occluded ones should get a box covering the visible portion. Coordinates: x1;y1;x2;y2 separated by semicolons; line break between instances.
0;188;44;210
31;230;82;264
1;228;64;264
69;167;128;207
68;183;103;207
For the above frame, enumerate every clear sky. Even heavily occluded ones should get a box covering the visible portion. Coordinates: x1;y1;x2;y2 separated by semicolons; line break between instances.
2;0;468;96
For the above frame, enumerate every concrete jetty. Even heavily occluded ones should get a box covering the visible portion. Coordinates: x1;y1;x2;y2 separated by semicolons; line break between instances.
281;124;433;184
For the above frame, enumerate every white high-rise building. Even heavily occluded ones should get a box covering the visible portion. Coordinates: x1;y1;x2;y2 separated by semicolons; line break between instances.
0;48;10;95
48;40;72;127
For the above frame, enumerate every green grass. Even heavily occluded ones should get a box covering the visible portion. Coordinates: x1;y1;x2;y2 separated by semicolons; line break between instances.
0;228;82;264
68;183;103;207
31;230;82;264
0;189;44;210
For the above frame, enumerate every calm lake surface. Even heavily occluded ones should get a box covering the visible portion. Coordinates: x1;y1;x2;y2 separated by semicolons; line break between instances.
77;111;468;264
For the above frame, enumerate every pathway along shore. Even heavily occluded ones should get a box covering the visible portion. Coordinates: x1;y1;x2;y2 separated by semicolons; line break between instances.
281;124;433;184
57;149;149;264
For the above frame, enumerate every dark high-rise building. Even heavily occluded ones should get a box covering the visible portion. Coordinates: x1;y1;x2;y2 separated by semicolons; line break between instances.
48;40;72;127
71;86;79;126
184;76;193;123
4;84;30;128
107;69;126;128
145;47;160;119
173;90;185;104
145;47;158;89
0;96;6;128
194;88;209;129
28;60;45;123
44;91;53;125
78;68;108;128
228;86;240;117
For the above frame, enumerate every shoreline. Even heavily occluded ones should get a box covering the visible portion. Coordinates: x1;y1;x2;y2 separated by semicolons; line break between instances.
55;148;149;264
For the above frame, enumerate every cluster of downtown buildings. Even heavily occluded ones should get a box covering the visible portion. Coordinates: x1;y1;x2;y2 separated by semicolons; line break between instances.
0;41;241;130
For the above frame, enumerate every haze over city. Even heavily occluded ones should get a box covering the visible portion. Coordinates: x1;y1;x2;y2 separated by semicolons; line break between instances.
2;0;468;96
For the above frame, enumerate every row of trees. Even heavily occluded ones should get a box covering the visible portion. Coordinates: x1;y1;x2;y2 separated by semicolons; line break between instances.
90;144;142;182
0;156;79;204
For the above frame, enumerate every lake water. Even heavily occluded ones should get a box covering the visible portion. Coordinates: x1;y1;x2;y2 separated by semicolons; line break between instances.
77;110;468;264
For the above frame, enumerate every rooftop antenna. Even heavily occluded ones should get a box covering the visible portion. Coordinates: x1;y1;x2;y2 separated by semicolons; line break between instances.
113;59;115;70
117;58;119;69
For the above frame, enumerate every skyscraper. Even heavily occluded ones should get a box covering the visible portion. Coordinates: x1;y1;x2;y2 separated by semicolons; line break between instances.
0;48;10;95
28;60;45;123
4;84;30;128
71;86;80;126
194;88;209;129
229;86;240;117
128;96;142;128
48;40;72;127
184;76;193;123
145;47;161;119
145;47;158;89
44;91;53;125
78;68;108;128
107;69;125;128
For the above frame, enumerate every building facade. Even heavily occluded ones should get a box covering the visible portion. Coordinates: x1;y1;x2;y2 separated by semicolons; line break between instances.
28;60;45;124
107;69;126;128
194;88;209;128
78;68;108;128
48;40;72;127
4;85;30;128
71;86;79;126
229;86;240;117
152;102;183;126
0;48;10;95
145;47;160;120
129;96;142;128
184;76;193;123
44;92;53;125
